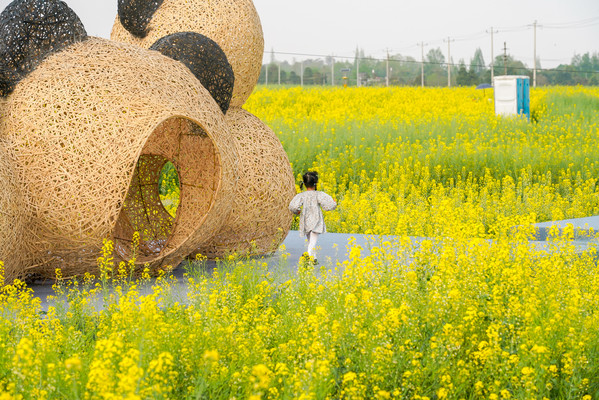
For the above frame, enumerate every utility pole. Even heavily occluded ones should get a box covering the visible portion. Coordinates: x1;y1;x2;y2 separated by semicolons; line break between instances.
278;62;281;85
300;61;304;87
487;27;498;84
419;42;426;87
265;63;268;85
386;49;390;87
331;56;335;86
533;20;537;87
503;42;508;75
444;37;454;87
357;54;360;87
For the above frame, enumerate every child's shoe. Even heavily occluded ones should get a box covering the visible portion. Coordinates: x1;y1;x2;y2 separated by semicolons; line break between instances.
299;252;310;266
299;252;318;266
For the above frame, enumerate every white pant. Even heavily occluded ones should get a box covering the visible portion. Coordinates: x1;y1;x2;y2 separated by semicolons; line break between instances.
306;231;320;258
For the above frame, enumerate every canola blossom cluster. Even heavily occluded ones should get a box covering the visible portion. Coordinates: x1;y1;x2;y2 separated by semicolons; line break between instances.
1;231;598;399
0;86;599;399
245;86;599;236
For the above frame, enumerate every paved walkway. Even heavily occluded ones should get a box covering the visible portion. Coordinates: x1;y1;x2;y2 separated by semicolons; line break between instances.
533;215;599;241
30;231;422;308
29;216;599;308
264;231;422;269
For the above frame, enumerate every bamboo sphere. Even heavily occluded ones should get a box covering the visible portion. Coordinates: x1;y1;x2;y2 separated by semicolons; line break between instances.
0;37;238;278
0;143;26;284
110;0;264;108
195;108;295;258
0;0;88;97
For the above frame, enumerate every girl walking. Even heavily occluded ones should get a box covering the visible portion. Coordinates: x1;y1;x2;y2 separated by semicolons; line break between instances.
289;171;337;263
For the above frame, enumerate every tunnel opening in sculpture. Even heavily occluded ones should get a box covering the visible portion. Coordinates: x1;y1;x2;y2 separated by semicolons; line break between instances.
113;116;221;263
159;161;181;217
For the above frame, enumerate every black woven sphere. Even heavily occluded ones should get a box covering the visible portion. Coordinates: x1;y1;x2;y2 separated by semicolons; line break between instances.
150;32;235;114
118;0;163;39
0;0;87;97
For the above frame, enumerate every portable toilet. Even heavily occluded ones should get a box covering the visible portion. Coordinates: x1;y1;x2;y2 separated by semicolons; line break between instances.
493;75;530;120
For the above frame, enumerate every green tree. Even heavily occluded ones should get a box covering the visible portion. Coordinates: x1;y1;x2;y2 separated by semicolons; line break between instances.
456;60;470;86
493;55;530;77
425;48;446;86
359;56;376;80
555;66;574;85
313;70;323;85
304;67;314;84
467;67;478;85
289;71;300;85
470;48;486;75
572;52;597;84
267;64;278;84
426;48;445;70
468;47;486;85
393;56;420;86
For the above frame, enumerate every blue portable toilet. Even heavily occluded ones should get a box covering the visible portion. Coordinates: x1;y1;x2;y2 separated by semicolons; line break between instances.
493;75;530;120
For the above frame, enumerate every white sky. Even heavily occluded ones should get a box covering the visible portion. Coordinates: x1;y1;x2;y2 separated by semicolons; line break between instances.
1;0;598;69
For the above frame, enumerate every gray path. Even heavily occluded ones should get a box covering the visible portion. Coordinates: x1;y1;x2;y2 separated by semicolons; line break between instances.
264;230;423;269
533;215;599;241
29;216;599;309
30;231;425;309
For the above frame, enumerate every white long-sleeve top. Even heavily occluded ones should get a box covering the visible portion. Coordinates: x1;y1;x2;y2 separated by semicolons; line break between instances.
289;190;337;236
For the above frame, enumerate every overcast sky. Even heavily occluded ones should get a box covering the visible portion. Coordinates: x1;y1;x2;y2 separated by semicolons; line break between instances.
1;0;598;69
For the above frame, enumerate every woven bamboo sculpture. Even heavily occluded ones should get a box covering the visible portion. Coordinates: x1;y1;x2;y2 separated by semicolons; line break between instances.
0;37;239;278
196;108;295;258
0;0;294;279
0;0;87;96
149;31;235;114
110;0;264;108
0;143;26;283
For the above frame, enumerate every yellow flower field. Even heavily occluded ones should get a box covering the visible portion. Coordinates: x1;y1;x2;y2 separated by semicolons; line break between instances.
1;86;599;399
245;86;599;237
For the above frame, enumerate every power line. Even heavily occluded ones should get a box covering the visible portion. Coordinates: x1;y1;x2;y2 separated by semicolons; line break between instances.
271;15;599;63
409;17;597;49
496;24;531;33
453;31;488;42
542;16;599;29
266;50;599;76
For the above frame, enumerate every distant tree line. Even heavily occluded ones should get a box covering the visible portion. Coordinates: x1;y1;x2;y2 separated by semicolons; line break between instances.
258;48;599;87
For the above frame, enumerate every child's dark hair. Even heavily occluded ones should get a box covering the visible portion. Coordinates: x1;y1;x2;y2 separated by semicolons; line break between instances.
301;171;318;190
